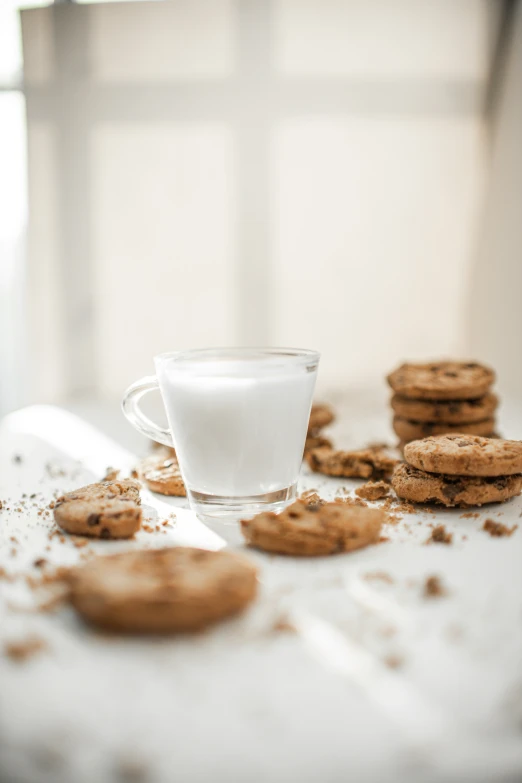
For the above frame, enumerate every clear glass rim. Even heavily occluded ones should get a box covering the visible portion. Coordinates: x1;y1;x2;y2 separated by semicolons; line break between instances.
155;346;320;368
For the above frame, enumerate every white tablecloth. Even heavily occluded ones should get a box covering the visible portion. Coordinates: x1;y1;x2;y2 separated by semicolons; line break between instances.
1;403;522;783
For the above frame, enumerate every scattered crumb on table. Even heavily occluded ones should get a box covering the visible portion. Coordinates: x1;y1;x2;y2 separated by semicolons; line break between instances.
483;519;517;537
364;571;394;584
427;525;453;545
424;575;447;598
355;480;390;501
4;636;47;662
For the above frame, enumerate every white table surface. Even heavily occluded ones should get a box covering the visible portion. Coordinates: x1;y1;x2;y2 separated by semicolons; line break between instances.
1;402;522;783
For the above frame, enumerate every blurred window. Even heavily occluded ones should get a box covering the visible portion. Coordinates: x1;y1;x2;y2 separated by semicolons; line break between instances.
10;1;505;408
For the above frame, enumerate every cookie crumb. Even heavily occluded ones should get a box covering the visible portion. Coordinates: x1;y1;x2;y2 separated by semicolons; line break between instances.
460;511;479;519
272;617;297;634
334;495;368;507
299;490;325;510
482;519;517;537
103;467;120;482
427;525;453;545
384;654;403;669
4;636;47;662
364;571;394;584
424;575;447;598
355;480;390;501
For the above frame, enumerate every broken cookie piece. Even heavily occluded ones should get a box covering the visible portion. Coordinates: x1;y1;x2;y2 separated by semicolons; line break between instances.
138;449;186;497
355;480;390;501
306;445;398;480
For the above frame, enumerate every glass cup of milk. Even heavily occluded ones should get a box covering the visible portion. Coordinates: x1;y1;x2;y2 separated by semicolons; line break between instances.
122;348;319;522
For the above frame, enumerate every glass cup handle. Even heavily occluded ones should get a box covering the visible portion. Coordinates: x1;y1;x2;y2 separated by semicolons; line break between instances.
121;376;174;448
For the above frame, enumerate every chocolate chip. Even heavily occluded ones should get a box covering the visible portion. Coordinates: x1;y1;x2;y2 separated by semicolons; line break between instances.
444;371;458;378
464;363;478;369
100;527;111;539
87;513;101;526
441;482;464;500
448;403;461;414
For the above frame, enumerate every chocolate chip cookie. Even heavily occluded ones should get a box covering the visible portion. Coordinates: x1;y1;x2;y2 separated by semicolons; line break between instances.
393;416;495;442
387;361;495;400
241;499;384;556
138;449;186;496
404;434;522;477
306;445;398;479
54;479;142;539
392;463;522;507
391;392;498;424
68;547;258;633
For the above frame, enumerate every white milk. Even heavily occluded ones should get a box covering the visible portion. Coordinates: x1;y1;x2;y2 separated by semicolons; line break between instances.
157;356;317;497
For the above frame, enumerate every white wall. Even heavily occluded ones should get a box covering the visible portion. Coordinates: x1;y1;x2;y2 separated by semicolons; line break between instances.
468;2;522;398
21;0;495;400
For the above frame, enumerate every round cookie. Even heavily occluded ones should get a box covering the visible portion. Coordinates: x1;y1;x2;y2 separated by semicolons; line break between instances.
404;434;522;477
308;403;335;434
387;361;495;400
306;445;398;479
393;416;495;442
241;499;384;556
391;392;498;424
68;547;258;633
54;479;142;539
392;462;522;507
139;449;186;496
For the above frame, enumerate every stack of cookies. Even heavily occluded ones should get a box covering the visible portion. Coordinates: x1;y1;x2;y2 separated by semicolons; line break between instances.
386;361;498;447
392;434;522;507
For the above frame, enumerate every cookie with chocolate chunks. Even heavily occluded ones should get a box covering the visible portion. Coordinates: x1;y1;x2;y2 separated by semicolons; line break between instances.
387;361;495;400
404;434;522;477
54;479;142;539
241;499;384;556
138;448;186;496
392;463;522;507
306;445;397;479
393;416;495;442
391;392;498;424
68;547;258;633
